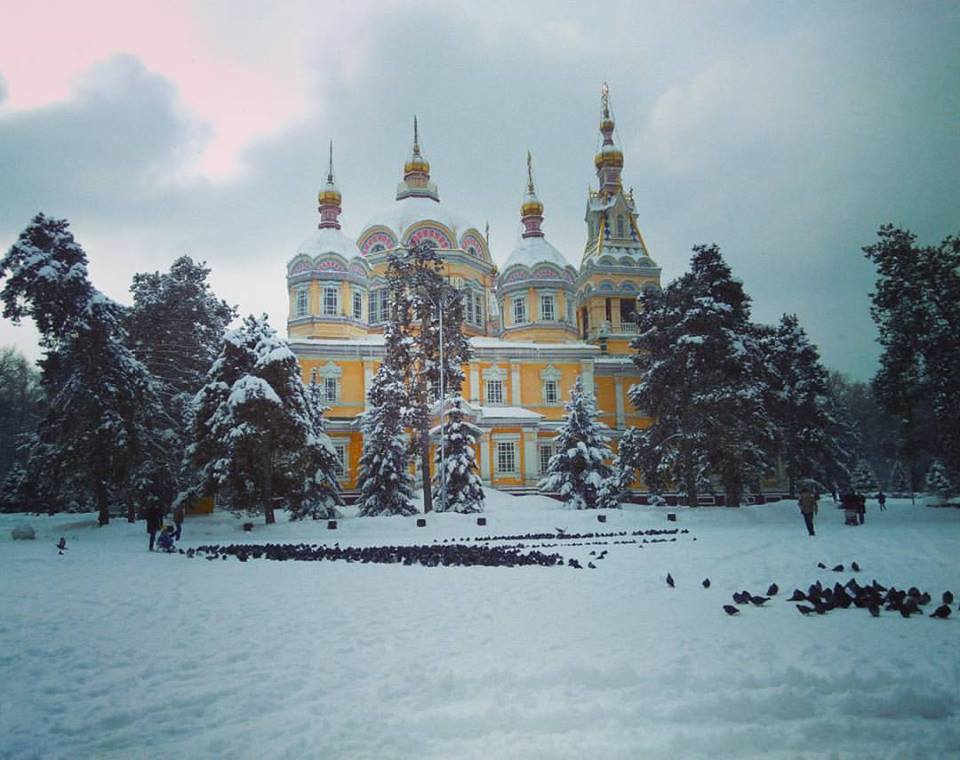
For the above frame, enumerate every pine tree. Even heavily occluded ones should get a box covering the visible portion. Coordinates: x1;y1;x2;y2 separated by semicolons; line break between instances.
630;244;777;506
433;397;484;513
888;460;910;495
540;378;614;510
758;315;854;495
599;426;647;508
184;314;338;524
0;347;44;484
287;380;343;520
850;460;879;493
864;226;960;479
356;309;417;517
924;460;952;503
0;214;170;524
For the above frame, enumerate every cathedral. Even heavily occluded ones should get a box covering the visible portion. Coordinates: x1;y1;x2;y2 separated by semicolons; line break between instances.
286;86;660;492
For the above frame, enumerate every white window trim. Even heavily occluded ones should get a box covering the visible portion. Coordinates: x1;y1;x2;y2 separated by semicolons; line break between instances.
331;439;349;481
295;287;309;317
318;361;342;403
494;440;518;476
539;293;555;322
352;291;363;321
538;442;555;475
323;286;339;316
485;379;504;406
543;380;559;404
513;296;527;325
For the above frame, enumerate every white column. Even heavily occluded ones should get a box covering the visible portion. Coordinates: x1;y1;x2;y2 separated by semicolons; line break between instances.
510;359;522;406
469;362;480;404
522;430;538;485
479;433;492;483
363;360;375;409
579;358;595;395
615;374;625;429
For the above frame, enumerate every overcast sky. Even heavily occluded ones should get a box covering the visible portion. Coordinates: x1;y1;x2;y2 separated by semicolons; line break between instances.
1;0;957;381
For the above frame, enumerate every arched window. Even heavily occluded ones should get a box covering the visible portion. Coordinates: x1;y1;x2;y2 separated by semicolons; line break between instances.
616;215;625;238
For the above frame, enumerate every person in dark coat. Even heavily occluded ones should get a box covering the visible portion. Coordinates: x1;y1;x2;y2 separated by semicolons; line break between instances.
146;506;163;551
156;525;176;553
798;487;818;536
876;491;887;511
173;505;184;541
841;491;859;525
857;492;866;524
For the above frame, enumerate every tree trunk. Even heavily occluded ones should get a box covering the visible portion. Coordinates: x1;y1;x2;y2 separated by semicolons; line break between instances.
263;451;275;525
126;500;136;523
681;441;698;507
96;479;110;526
420;429;433;513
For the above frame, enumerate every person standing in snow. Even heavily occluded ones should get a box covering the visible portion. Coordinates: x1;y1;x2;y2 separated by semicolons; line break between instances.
798;487;818;536
876;491;887;511
173;505;184;541
856;492;866;524
145;505;163;551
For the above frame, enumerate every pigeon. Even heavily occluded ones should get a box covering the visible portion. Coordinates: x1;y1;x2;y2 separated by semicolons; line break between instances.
796;604;816;615
943;590;955;606
930;605;951;619
702;578;711;589
587;562;597;569
749;595;770;606
817;562;827;569
788;589;806;601
851;561;861;572
832;564;844;572
767;583;779;596
666;573;675;588
723;605;740;616
56;537;67;554
868;603;880;617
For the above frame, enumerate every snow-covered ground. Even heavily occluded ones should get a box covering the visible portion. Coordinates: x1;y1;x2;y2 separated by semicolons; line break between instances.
1;494;958;759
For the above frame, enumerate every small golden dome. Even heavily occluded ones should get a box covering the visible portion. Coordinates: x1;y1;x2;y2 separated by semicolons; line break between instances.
318;187;341;205
521;198;544;216
404;157;430;175
594;146;624;169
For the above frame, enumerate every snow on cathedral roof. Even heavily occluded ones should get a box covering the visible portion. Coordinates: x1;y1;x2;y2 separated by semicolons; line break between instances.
360;196;480;241
501;234;575;273
295;227;362;260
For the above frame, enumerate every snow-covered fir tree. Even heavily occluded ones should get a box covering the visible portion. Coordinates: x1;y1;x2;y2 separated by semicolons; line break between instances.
127;256;237;505
850;459;879;493
433;397;484;513
630;244;777;506
758;314;854;495
598;425;647;508
286;380;343;520
864;226;960;480
888;460;910;494
924;459;953;503
540;378;614;510
184;314;339;524
0;214;171;524
356;305;417;517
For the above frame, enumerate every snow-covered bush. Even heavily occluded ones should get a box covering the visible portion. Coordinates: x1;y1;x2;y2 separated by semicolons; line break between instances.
10;524;35;540
539;378;614;510
924;460;953;505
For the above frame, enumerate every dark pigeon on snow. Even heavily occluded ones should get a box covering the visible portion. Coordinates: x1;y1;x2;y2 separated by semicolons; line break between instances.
766;583;779;596
930;605;951;619
666;573;675;588
702;578;711;589
723;605;740;616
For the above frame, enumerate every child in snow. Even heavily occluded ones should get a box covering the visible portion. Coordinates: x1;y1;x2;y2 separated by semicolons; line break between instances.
156;525;176;553
798;487;818;536
841;492;859;526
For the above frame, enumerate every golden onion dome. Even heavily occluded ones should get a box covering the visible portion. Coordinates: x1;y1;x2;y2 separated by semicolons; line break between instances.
404;155;430;175
318;186;341;205
600;116;615;133
594;145;624;169
521;198;544;216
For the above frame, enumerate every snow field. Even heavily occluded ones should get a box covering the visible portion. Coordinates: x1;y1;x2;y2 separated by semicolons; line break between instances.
1;494;958;759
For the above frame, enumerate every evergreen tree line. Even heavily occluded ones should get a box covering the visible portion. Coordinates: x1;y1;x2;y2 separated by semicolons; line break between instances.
0;214;346;524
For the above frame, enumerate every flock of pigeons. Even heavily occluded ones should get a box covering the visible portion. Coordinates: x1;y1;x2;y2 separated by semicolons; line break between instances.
680;562;957;619
185;542;565;568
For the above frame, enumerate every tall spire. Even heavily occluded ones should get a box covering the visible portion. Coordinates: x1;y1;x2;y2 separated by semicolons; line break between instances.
317;140;342;230
594;82;624;195
520;150;544;238
397;116;439;201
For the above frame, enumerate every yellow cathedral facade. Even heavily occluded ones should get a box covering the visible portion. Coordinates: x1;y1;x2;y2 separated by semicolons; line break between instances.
286;87;660;493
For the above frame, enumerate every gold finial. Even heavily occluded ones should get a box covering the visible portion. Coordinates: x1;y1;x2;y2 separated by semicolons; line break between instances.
485;221;490;245
327;140;334;183
601;81;610;119
413;115;420;154
526;150;535;194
